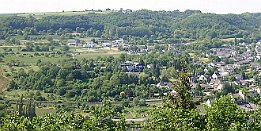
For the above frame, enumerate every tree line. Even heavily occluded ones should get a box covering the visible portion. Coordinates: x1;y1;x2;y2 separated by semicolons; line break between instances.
0;10;260;42
2;71;261;130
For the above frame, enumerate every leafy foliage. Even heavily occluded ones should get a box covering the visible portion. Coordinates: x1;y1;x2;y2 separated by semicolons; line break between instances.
1;101;128;131
145;95;261;130
145;103;205;130
0;10;260;41
206;95;249;130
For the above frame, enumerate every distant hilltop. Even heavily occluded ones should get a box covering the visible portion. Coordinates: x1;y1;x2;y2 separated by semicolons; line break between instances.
0;9;260;43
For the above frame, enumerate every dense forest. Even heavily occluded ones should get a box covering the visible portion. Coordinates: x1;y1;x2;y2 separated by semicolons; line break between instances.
0;10;261;42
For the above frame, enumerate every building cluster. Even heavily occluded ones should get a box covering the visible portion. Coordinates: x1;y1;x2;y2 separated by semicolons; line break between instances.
67;39;126;48
198;42;261;110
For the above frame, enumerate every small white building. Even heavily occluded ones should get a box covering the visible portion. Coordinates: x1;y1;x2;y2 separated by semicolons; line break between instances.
198;75;208;81
239;90;245;100
212;73;218;79
83;42;97;48
113;39;124;44
102;43;112;47
255;87;261;94
206;99;211;107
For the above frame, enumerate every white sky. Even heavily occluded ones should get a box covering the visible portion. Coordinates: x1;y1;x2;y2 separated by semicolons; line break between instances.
0;0;260;14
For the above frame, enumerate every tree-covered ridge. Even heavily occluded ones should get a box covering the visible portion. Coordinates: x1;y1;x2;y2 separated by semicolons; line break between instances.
0;10;260;41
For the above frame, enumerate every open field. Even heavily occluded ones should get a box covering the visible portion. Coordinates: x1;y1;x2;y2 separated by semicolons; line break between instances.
0;45;126;78
74;47;124;59
0;53;69;76
0;10;116;19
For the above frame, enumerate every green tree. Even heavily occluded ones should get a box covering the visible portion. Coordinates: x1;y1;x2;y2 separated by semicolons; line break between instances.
145;102;205;130
171;72;195;109
206;95;249;130
62;45;70;52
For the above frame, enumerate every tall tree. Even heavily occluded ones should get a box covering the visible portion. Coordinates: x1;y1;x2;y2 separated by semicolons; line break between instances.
206;95;249;130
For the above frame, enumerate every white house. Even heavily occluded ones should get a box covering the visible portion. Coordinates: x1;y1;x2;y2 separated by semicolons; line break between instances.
207;63;215;68
212;73;218;79
113;39;124;44
239;90;245;100
255;87;261;94
83;42;97;48
102;43;112;47
198;75;208;81
206;99;211;107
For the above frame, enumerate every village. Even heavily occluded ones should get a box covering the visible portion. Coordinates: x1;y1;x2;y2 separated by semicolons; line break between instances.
67;37;261;111
1;1;261;129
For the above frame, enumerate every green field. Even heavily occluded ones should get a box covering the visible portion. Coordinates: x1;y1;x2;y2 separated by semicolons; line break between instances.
0;45;125;86
74;47;124;59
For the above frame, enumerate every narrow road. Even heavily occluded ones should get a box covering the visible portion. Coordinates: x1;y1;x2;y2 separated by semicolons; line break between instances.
112;118;146;122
